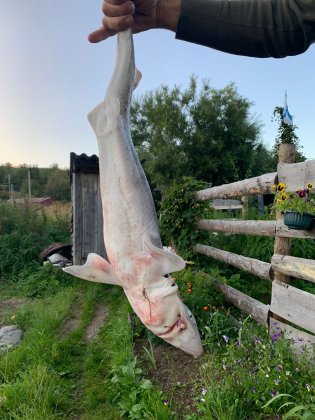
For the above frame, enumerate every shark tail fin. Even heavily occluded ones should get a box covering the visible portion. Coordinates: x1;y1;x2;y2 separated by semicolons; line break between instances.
144;241;186;276
63;253;121;286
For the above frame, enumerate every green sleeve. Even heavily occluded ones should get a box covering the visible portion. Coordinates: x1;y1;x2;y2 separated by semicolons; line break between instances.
176;0;315;57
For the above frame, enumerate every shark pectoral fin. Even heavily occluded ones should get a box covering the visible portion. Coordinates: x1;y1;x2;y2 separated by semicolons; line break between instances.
87;101;107;137
63;253;121;286
144;242;186;275
133;68;142;90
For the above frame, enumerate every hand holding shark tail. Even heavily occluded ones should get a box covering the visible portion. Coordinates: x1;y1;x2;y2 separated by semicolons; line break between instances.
64;28;203;357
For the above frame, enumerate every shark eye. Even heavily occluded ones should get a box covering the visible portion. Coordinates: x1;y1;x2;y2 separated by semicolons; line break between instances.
164;274;169;278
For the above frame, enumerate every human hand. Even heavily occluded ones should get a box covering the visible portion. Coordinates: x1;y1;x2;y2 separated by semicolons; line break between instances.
88;0;180;43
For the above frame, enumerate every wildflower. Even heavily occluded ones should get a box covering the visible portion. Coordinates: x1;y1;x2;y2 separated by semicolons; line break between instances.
307;183;313;189
255;337;262;344
277;182;286;191
200;398;206;403
187;288;193;293
252;387;256;393
306;384;312;392
280;192;288;200
298;190;306;198
163;400;169;405
271;185;277;192
223;335;229;343
274;379;281;385
201;387;207;395
275;365;282;372
286;371;291;376
270;390;277;397
203;306;209;311
10;314;16;320
235;340;239;348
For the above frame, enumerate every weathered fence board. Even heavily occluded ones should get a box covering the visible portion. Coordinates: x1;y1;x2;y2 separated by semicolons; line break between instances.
270;317;315;359
272;254;315;284
276;220;315;239
211;199;243;210
271;280;315;335
195;244;272;281
278;160;315;192
196;172;277;201
197;219;315;239
214;282;270;327
197;219;276;236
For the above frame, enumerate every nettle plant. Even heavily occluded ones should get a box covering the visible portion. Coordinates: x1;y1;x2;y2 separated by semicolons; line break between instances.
272;182;315;215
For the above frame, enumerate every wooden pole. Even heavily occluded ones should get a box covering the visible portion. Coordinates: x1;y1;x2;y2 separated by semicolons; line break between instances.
241;195;248;218
273;144;295;284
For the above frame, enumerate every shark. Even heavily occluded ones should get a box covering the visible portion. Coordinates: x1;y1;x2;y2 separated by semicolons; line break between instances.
64;28;203;357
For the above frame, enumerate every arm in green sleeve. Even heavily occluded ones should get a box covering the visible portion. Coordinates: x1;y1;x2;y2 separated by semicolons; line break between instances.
176;0;315;57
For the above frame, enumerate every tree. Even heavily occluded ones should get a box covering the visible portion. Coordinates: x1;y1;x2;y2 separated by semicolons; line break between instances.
131;77;272;194
272;106;305;164
44;169;70;201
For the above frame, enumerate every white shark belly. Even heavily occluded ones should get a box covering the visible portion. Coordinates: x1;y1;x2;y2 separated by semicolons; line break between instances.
97;119;161;262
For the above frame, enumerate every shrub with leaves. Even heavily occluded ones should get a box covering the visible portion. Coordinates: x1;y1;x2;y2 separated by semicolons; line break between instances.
159;177;211;261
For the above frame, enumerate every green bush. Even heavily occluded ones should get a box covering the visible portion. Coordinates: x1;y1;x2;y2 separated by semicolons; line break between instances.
159;177;211;261
0;203;70;281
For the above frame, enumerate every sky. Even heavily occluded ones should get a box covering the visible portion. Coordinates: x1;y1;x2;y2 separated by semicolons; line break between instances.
1;1;315;169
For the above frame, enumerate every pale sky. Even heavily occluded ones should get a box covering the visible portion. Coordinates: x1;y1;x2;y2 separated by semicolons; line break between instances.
1;0;314;169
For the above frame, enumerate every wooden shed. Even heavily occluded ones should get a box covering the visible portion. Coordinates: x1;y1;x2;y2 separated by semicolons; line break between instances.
70;153;106;265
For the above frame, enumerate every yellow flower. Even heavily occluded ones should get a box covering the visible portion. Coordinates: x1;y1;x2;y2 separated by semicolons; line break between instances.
276;199;282;205
307;183;313;189
281;192;288;201
271;185;277;192
277;182;286;192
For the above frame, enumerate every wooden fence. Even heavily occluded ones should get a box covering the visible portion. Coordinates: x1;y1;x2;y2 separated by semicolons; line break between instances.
194;145;315;356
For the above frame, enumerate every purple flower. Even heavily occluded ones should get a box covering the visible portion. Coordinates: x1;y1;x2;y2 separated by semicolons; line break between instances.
223;335;229;343
255;337;262;344
298;190;306;198
275;365;282;372
270;390;277;397
306;384;312;392
252;387;256;393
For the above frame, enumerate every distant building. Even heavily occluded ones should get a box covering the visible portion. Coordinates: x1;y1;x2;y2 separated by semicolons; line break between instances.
7;197;54;206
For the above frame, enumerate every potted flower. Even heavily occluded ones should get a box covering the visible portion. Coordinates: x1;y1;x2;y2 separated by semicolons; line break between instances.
272;182;315;230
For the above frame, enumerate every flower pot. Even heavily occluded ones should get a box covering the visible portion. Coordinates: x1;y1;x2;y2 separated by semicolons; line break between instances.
283;211;314;230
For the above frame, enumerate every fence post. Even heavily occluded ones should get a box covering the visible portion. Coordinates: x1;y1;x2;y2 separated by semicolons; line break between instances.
273;144;296;284
241;195;248;218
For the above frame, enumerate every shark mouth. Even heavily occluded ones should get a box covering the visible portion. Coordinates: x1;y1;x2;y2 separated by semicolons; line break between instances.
156;318;187;338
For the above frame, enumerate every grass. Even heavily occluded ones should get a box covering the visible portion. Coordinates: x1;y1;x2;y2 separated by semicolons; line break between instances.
0;200;314;418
